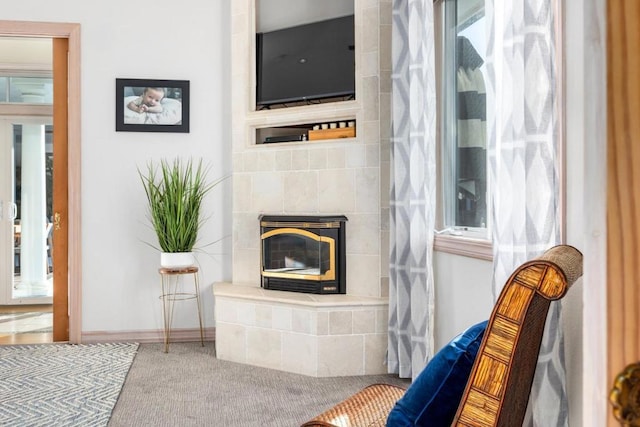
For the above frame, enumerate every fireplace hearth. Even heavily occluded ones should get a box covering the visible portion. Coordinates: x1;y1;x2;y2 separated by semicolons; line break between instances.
259;215;347;294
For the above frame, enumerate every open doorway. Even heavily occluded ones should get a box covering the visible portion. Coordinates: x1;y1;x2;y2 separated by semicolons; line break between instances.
0;21;81;344
0;39;54;343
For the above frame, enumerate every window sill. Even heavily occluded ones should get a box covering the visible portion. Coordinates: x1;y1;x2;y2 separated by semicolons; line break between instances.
434;234;493;261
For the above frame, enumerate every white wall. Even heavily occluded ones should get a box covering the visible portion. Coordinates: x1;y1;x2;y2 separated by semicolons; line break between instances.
1;0;233;333
433;252;493;348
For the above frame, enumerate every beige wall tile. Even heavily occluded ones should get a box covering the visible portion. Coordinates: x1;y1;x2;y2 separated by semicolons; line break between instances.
329;310;353;335
291;150;309;170
215;322;247;363
233;174;251;212
362;77;380;121
346;214;379;255
275;150;292;171
283;171;319;211
251;172;283;212
231;9;248;35
309;147;328;170
346;144;367;168
328;146;346;169
361;0;380;10
214;298;238;323
380;229;390;277
353;310;376;334
365;143;380;168
376;308;389;333
315;311;329;335
231;0;247;16
236;301;256;327
362;6;379;53
379;1;392;26
233;153;245;173
355;170;380;214
318;335;364;376
379;163;390;210
361;121;380;145
247;328;282;370
346;254;380;297
282;333;318;376
255;304;272;328
233;214;259;249
272;306;292;331
364;333;388;374
292;308;312;334
318;169;356;213
243;150;261;172
362;51;379;78
257;151;276;171
379;92;391;135
380;276;389;298
232;248;260;284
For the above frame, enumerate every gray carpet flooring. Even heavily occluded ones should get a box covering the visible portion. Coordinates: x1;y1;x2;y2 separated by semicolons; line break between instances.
108;341;410;427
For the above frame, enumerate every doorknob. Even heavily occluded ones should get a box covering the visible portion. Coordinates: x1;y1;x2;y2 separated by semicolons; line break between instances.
54;212;61;230
610;362;640;426
9;202;17;221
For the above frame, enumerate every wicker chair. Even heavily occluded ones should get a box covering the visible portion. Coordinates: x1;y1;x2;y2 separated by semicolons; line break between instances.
302;245;583;427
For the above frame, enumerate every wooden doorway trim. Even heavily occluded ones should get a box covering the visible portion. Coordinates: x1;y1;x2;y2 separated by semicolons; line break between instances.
607;1;640;425
52;38;69;342
0;21;81;343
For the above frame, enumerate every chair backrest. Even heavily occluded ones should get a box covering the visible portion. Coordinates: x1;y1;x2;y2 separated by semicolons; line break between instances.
452;244;583;426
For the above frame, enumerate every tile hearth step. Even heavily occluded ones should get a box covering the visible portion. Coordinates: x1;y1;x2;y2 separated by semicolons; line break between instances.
212;282;389;377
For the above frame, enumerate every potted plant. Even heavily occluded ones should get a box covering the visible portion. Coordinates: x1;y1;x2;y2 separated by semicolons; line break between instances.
139;157;214;268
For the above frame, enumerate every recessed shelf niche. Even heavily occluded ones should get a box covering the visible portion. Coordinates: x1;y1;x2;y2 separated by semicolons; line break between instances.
256;119;356;144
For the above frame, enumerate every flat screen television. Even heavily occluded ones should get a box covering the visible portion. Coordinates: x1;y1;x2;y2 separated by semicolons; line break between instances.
256;15;355;108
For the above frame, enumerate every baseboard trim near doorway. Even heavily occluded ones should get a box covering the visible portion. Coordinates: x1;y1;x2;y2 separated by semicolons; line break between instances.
81;327;215;344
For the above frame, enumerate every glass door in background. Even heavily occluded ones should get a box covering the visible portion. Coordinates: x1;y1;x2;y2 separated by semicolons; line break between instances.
0;118;53;304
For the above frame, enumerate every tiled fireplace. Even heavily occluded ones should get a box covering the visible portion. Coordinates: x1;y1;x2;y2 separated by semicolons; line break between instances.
216;0;391;377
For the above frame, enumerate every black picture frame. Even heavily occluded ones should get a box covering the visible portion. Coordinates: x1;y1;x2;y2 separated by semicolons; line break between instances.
115;78;190;133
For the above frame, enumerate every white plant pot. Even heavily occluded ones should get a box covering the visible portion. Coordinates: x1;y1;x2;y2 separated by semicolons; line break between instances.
160;252;195;268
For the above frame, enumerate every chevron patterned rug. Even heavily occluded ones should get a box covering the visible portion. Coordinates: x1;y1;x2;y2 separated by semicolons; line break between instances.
0;342;139;426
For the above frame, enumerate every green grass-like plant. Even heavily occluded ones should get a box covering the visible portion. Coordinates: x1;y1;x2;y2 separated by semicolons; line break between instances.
139;158;214;253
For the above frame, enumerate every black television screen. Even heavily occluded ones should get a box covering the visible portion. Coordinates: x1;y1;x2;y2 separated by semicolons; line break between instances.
256;15;355;107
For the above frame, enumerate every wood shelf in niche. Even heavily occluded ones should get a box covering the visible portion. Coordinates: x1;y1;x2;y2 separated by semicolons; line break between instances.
308;126;355;141
256;120;356;145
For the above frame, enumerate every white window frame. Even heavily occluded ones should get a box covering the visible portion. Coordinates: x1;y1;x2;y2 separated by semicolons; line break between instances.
433;0;493;260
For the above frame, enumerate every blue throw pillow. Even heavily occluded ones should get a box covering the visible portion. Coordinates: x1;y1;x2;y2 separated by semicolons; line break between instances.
386;320;488;427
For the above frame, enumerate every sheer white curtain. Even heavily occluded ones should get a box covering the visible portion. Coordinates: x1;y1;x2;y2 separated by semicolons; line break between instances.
486;0;567;425
387;0;437;379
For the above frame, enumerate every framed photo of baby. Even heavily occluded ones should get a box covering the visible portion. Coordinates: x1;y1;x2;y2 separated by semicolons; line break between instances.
115;78;190;133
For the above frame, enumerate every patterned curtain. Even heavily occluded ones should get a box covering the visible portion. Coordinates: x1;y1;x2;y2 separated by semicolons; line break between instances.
387;0;437;380
485;0;566;425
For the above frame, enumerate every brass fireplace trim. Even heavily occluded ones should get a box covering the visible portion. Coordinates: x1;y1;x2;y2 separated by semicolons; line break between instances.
261;220;344;229
261;227;336;281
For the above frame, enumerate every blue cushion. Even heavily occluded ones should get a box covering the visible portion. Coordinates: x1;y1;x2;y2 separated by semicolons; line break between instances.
386;320;488;427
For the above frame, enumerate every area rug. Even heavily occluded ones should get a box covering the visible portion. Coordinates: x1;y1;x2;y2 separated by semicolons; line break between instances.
0;342;139;426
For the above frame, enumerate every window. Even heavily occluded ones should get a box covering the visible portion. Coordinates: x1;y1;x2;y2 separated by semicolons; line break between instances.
0;76;53;104
435;0;491;258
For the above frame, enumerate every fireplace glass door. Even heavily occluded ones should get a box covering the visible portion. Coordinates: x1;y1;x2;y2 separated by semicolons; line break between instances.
259;215;347;294
261;228;335;281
